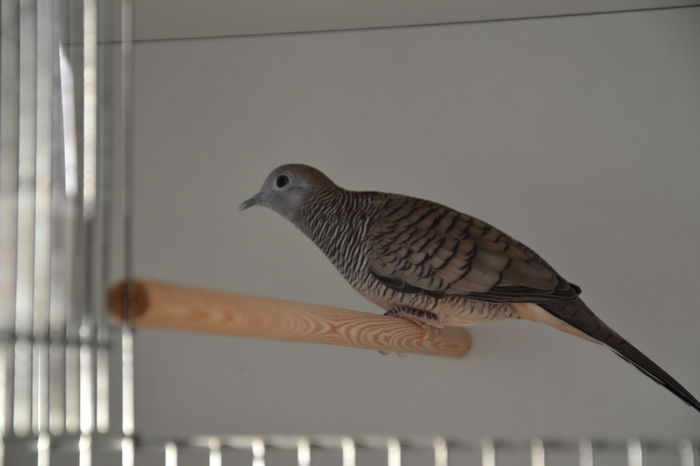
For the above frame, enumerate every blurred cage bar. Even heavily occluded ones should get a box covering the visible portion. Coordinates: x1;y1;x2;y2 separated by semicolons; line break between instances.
1;0;134;463
1;435;699;466
0;0;698;465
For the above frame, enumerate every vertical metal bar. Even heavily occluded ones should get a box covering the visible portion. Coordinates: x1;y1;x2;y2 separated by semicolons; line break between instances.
297;438;310;466
578;439;593;466
0;0;21;443
481;438;496;466
79;0;98;440
62;0;83;438
58;41;80;434
94;0;114;432
64;342;79;433
251;438;266;466
78;342;93;434
341;437;356;466
47;0;72;436
433;437;448;466
680;439;695;466
57;45;78;201
164;441;178;466
47;235;66;436
32;0;54;437
387;437;401;466
531;438;546;466
79;434;92;466
81;0;97;221
14;0;38;437
209;438;222;466
37;432;50;466
627;439;643;466
94;343;109;433
119;0;136;455
120;329;134;437
121;437;134;466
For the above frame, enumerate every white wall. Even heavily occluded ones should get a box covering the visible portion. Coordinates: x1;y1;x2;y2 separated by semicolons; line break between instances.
131;6;700;446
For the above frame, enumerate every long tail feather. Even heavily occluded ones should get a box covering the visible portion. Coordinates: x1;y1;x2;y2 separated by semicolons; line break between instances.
539;298;700;413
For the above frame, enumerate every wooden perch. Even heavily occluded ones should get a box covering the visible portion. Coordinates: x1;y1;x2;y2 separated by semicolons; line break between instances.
108;280;471;358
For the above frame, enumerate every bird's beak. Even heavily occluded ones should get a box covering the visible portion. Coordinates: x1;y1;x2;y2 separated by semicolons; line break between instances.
239;192;265;210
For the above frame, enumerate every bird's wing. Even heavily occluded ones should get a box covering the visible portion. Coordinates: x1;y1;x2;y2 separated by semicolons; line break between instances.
368;195;579;303
368;195;700;413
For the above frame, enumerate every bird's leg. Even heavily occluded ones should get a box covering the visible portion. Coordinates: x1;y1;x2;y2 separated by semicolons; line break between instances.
384;307;444;341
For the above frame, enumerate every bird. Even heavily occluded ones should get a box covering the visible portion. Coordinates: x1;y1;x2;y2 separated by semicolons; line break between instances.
240;163;700;413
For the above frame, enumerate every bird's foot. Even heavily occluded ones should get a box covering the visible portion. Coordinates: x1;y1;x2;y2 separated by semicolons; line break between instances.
384;307;444;342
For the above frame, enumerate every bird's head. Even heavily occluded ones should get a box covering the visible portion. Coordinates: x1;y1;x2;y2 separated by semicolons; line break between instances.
239;164;337;221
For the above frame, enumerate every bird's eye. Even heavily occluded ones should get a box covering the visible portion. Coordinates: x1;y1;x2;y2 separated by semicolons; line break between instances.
275;175;290;189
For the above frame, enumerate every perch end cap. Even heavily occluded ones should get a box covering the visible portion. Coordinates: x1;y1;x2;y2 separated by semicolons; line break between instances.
108;281;149;321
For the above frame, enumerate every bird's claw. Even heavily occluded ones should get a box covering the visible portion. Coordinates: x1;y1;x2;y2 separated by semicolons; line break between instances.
383;307;444;343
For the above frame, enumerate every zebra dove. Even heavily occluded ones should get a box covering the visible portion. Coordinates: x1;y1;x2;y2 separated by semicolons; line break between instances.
240;163;700;412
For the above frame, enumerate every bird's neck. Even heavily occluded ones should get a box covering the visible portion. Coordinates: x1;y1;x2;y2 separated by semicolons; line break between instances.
297;189;379;281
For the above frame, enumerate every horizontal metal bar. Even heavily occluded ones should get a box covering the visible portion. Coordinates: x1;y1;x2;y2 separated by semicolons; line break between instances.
0;332;113;348
1;434;696;456
82;3;700;46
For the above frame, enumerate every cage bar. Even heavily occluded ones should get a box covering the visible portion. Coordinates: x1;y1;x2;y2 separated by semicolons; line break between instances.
14;0;38;438
164;441;178;466
482;438;496;466
252;437;266;466
531;438;546;466
578;438;594;466
628;438;644;466
433;436;448;466
341;437;356;466
0;0;20;447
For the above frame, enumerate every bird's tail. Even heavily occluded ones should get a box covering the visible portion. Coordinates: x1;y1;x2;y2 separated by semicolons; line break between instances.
539;298;700;413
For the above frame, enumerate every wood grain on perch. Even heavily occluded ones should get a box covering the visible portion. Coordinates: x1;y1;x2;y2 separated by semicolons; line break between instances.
108;280;471;358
